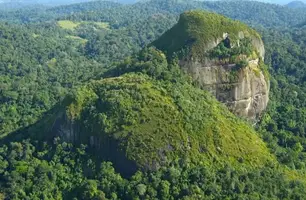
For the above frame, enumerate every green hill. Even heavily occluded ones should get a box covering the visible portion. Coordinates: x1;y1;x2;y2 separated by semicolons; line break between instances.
152;10;261;59
286;1;306;8
30;47;275;175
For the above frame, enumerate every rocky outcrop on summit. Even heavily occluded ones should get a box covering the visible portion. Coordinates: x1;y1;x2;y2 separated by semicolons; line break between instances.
153;11;269;120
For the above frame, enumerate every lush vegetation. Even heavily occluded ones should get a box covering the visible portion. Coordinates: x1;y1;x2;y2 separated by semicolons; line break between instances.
0;139;304;200
258;26;306;170
208;37;256;67
152;10;259;59
0;0;306;199
210;38;254;58
40;48;274;174
0;22;106;137
0;5;176;137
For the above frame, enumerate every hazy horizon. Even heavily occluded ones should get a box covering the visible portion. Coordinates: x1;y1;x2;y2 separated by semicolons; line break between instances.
264;0;306;4
0;0;305;7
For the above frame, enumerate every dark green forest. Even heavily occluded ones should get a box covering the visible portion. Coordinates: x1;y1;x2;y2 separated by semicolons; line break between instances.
1;0;306;199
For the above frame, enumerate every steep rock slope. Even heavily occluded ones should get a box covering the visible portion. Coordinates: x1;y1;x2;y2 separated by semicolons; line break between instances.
153;11;269;120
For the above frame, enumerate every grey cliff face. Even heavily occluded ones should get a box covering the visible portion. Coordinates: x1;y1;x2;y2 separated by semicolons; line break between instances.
179;33;269;121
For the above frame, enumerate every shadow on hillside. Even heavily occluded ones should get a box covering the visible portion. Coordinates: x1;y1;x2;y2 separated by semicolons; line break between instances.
0;100;67;145
0;98;138;178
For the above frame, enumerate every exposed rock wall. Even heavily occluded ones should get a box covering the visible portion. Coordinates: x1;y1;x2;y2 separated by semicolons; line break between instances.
152;11;269;120
179;57;269;121
171;24;269;121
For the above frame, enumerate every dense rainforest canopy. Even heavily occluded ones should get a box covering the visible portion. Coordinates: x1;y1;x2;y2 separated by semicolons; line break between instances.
0;0;306;199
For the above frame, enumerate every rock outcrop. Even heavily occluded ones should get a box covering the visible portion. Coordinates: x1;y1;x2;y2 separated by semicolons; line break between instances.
153;10;269;120
180;58;269;120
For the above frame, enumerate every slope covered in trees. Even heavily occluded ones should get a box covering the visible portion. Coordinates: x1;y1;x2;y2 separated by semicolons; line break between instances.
21;46;274;175
1;42;304;200
0;0;306;199
152;10;260;58
286;1;306;8
258;27;306;170
0;23;107;137
1;0;306;138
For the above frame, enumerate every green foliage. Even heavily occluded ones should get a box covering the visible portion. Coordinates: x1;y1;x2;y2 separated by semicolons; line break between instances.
209;37;256;67
258;58;270;81
51;48;275;173
58;20;110;32
0;0;306;199
235;59;249;70
0;23;107;137
257;27;306;170
0;140;304;200
0;0;302;138
58;20;80;30
67;86;98;120
152;10;260;59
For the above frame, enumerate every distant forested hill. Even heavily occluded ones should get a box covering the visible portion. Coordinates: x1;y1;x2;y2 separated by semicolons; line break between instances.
0;0;137;8
1;0;306;27
0;0;93;7
286;0;306;8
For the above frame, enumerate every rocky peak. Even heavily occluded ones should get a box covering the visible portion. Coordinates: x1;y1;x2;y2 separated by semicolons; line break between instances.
152;10;269;121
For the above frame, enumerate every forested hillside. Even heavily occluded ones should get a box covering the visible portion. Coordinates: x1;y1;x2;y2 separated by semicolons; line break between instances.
1;0;306;199
286;1;306;8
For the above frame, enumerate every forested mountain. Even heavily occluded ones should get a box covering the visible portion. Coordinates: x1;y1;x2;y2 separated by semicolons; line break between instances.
286;0;306;8
1;0;306;26
0;0;93;7
0;0;136;9
0;0;306;199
